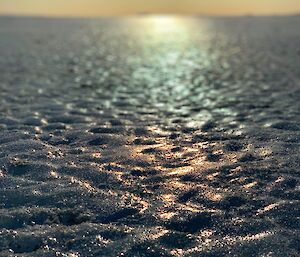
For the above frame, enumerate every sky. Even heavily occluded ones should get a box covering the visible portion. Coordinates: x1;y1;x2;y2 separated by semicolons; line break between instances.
1;0;300;17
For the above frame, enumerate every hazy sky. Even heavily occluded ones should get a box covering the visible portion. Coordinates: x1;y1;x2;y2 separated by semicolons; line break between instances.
1;0;300;16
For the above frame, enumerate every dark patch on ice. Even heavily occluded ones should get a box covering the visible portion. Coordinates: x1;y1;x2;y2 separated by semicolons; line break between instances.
224;141;244;151
178;189;198;203
133;138;158;145
271;121;300;131
206;152;222;162
201;121;217;132
124;241;173;257
88;136;111;146
165;212;214;233
159;232;196;249
219;195;247;209
90;126;123;134
99;207;139;223
141;147;161;154
9;236;43;253
238;153;257;162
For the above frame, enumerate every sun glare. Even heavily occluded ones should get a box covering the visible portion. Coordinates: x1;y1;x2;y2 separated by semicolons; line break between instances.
146;16;182;33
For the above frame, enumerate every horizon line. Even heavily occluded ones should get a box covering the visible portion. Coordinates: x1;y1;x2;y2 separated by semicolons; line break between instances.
1;12;300;19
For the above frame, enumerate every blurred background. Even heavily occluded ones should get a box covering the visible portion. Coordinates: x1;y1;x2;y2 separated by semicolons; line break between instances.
1;0;300;17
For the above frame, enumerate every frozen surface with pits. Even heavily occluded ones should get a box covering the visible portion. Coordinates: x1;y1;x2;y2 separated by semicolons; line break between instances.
0;16;300;257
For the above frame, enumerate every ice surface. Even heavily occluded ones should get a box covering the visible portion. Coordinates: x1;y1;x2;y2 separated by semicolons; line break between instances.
0;16;299;256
